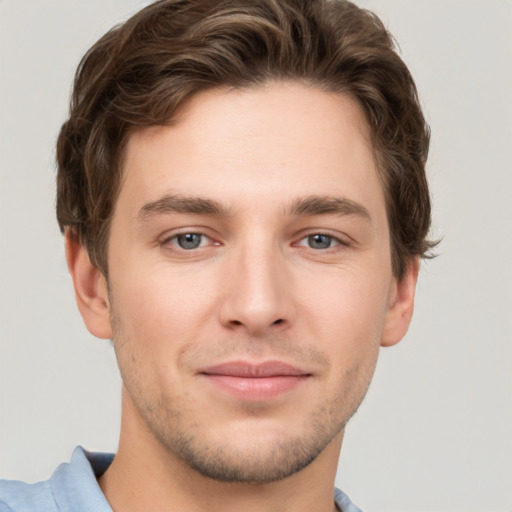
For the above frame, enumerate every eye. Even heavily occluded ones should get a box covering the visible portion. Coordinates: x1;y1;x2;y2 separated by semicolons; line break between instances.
297;234;341;250
168;233;210;250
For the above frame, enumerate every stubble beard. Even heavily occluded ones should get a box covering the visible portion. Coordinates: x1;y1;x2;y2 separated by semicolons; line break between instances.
110;298;377;485
131;391;354;484
144;396;347;484
121;362;373;485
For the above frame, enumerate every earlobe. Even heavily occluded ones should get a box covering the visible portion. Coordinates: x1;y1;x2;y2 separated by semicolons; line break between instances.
381;257;420;347
65;230;112;340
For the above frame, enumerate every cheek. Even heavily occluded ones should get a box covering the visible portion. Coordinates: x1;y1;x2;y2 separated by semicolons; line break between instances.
297;266;391;353
110;265;218;348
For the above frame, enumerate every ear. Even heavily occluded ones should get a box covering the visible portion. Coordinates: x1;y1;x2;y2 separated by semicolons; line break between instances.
65;230;112;339
381;257;420;347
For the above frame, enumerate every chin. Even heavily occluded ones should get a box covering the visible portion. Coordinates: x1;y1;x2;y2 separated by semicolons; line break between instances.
149;408;346;484
169;433;330;484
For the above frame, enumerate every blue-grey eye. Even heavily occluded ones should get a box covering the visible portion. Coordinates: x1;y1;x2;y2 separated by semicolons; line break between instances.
176;233;203;249
307;234;334;249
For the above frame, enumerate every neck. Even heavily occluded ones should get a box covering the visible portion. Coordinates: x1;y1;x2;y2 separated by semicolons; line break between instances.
99;391;344;512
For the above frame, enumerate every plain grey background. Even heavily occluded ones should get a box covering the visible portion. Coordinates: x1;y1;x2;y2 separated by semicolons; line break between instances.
0;1;511;511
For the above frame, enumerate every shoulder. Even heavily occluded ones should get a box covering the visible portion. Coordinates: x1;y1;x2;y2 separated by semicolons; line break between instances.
0;498;14;512
0;447;114;512
334;487;364;512
0;478;57;512
0;501;13;512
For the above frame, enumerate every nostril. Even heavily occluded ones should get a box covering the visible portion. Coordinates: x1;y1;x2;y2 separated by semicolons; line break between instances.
226;318;285;330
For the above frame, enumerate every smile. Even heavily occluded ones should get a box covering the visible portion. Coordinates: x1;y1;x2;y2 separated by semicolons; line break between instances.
198;361;312;401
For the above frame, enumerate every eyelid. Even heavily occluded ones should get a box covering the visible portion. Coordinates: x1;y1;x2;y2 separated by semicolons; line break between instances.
297;235;340;250
158;227;352;252
293;230;351;248
160;228;220;250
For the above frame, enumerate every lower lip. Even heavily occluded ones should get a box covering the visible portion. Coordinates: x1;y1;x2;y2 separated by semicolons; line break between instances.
202;374;309;401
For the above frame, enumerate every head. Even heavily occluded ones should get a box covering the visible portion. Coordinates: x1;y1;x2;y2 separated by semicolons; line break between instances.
58;0;434;485
57;0;434;281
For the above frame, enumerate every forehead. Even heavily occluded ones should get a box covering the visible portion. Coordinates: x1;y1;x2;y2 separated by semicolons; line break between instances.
119;82;382;217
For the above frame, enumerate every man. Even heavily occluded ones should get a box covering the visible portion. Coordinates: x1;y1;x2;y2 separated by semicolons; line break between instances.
0;0;435;510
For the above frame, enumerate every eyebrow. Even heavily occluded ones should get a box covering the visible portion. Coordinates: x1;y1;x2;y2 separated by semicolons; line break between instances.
137;193;371;223
288;195;371;222
137;194;232;222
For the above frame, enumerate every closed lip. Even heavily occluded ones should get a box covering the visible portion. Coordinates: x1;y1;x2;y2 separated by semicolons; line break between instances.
197;360;312;400
197;360;312;378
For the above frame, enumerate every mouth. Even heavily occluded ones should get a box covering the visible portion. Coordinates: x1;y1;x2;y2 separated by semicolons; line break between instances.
197;361;312;401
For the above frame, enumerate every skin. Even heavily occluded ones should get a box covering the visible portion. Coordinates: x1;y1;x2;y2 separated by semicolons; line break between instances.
66;82;418;512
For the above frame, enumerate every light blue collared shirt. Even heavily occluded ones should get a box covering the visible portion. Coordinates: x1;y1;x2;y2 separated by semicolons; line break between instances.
0;447;362;512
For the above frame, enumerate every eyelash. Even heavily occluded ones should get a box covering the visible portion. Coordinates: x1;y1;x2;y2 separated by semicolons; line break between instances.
161;231;348;253
162;232;216;251
294;233;346;250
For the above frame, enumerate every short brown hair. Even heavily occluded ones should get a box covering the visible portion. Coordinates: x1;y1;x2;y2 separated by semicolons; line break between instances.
56;0;436;279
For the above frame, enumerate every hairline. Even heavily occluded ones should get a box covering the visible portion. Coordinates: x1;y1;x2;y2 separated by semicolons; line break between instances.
97;82;388;278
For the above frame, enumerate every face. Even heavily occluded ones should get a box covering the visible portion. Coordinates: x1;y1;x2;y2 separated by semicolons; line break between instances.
84;83;414;483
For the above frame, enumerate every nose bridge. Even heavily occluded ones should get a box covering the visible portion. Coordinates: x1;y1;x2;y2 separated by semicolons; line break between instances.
220;232;291;333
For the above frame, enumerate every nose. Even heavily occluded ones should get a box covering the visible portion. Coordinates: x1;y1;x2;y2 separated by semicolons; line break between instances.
218;242;294;336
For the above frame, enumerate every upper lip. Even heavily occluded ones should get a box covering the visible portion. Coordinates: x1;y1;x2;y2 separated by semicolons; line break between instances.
198;361;311;378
